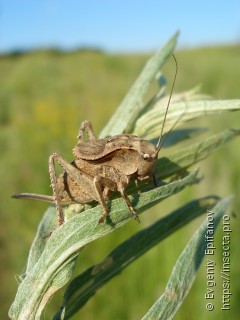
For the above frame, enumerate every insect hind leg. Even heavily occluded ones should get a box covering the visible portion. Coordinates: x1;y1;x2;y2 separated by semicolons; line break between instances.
49;152;66;226
49;152;99;227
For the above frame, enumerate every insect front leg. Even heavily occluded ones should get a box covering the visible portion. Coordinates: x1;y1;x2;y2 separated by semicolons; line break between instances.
93;176;114;223
118;183;140;223
77;120;96;142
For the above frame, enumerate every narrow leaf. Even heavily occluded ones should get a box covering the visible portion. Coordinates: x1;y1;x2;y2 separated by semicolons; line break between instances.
134;99;240;140
25;206;56;273
142;196;233;320
151;127;207;148
156;128;240;180
53;196;219;319
99;32;179;138
9;170;197;320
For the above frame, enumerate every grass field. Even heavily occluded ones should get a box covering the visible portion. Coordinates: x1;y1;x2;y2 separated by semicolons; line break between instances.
1;45;239;319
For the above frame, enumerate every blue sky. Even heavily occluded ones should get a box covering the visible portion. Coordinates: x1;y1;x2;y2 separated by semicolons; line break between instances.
0;0;239;53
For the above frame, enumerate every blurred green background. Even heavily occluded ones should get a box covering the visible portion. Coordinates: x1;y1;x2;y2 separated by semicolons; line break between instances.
0;46;239;319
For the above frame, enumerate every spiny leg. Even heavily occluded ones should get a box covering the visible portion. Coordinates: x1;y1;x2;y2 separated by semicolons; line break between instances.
77;120;96;142
93;176;110;223
49;153;65;227
118;184;140;223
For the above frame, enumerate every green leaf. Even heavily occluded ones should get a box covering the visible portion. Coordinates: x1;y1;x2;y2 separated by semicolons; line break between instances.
142;196;233;320
8;171;197;320
134;99;240;140
153;127;207;148
24;204;88;274
156;128;240;180
99;32;179;138
25;206;56;274
53;196;219;320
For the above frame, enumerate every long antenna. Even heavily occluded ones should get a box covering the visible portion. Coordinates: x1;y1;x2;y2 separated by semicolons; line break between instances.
156;54;178;152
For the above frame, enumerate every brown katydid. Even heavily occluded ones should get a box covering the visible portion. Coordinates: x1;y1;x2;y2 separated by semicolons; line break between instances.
12;54;178;228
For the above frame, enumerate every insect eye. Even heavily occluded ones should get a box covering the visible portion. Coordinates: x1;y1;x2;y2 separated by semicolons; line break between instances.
143;153;150;160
